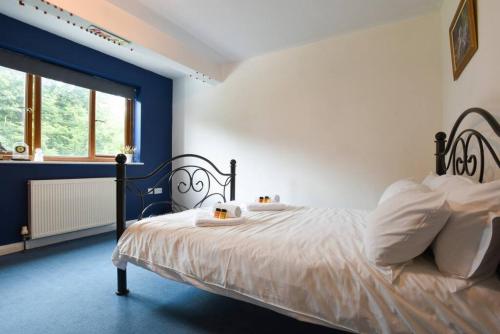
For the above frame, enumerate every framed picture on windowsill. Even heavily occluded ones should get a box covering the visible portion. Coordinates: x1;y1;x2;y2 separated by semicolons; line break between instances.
449;0;478;81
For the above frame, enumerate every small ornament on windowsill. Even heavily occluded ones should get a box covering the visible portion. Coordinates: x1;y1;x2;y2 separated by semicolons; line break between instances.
120;145;135;164
12;142;30;161
0;142;7;160
34;148;44;162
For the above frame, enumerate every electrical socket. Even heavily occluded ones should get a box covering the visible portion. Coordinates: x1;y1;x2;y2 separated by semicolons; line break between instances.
147;187;163;195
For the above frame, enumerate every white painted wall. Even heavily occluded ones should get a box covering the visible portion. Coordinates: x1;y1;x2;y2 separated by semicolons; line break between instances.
440;0;500;180
173;13;443;209
440;0;500;127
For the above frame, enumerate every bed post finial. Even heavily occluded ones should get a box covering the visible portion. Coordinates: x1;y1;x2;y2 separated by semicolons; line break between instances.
230;159;236;201
435;132;447;176
115;154;129;296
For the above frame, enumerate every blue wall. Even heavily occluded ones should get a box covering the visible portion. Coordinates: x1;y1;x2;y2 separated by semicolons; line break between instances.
0;14;172;246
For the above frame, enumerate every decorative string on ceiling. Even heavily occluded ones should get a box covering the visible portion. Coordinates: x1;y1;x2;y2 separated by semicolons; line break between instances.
18;0;133;51
189;71;211;83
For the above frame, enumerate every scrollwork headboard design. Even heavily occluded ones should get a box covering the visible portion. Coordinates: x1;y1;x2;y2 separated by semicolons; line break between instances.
116;154;236;221
435;108;500;182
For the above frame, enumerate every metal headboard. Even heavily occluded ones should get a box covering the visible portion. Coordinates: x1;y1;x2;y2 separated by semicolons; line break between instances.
435;108;500;182
116;154;236;220
116;153;236;220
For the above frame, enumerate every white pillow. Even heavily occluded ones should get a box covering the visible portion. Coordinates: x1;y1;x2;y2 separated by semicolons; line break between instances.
432;180;500;279
422;172;474;190
472;213;500;277
378;179;428;205
364;187;451;266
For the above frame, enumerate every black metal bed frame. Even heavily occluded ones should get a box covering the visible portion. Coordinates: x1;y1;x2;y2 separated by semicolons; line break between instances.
114;154;236;295
435;108;500;277
435;108;499;182
114;108;499;296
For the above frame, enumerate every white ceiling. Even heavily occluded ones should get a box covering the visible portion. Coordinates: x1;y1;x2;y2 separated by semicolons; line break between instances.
0;0;442;82
109;0;442;62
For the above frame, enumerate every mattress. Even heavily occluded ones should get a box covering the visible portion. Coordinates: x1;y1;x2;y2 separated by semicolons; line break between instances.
112;207;500;333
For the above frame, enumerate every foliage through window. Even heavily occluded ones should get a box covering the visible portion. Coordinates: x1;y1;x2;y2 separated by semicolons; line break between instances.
41;78;90;157
0;65;27;152
95;91;128;156
0;65;132;161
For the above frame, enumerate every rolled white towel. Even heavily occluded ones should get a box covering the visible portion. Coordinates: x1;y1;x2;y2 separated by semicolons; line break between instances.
246;202;287;211
212;203;242;218
194;213;246;227
254;194;281;203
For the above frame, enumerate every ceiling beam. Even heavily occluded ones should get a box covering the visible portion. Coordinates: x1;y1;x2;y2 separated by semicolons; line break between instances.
1;0;223;82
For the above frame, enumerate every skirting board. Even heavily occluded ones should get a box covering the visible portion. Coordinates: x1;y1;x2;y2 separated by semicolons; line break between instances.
0;220;136;257
0;242;24;256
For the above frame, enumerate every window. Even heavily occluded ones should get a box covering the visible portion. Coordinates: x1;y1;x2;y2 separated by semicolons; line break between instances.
0;65;133;162
41;78;90;157
95;91;131;157
0;65;28;152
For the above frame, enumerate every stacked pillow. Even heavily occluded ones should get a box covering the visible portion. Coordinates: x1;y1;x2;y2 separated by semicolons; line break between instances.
365;174;500;282
364;179;451;266
423;174;500;279
421;173;474;189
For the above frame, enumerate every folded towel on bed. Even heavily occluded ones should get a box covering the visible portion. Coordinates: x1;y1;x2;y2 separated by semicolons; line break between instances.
246;202;287;211
212;203;242;218
254;194;281;203
194;214;246;227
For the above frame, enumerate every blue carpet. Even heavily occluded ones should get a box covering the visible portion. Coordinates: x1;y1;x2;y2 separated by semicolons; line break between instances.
0;233;342;334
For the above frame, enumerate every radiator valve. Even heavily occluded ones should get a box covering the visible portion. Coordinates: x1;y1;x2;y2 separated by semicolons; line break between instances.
21;226;29;252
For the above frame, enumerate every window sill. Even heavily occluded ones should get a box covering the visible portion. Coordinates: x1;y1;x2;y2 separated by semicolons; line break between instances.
0;160;144;165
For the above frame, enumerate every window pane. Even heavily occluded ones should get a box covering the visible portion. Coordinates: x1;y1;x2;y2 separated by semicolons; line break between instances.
95;91;126;156
0;66;26;152
41;78;89;157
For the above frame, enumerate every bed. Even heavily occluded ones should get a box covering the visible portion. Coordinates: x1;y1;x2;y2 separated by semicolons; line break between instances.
112;108;500;333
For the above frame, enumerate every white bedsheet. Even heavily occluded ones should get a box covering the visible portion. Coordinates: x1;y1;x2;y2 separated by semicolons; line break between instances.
112;207;500;333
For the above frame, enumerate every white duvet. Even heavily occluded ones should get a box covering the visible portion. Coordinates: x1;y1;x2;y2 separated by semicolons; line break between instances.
112;207;500;333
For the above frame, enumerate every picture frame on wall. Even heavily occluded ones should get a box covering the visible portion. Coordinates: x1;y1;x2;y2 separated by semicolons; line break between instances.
449;0;478;81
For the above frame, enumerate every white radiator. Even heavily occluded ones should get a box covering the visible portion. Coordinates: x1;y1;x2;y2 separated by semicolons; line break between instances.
28;178;116;239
